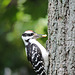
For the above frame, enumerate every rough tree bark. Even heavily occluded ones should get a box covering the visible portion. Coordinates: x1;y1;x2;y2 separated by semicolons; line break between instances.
47;0;75;75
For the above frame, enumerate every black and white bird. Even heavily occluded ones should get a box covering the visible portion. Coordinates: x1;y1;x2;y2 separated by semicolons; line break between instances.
22;30;49;75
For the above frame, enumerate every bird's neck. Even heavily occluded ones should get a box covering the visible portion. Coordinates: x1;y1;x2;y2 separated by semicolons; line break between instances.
24;39;38;46
29;39;45;49
24;39;29;46
24;39;36;46
24;39;45;50
29;39;39;45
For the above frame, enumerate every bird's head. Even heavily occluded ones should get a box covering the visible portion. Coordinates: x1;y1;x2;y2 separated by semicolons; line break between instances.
22;30;47;41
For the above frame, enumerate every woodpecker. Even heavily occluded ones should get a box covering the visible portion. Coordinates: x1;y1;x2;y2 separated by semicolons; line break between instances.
22;30;49;75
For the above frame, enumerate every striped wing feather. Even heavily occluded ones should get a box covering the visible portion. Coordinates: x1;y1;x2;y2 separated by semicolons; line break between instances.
31;44;46;75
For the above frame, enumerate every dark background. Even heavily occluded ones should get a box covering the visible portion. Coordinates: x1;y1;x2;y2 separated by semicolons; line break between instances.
0;0;48;75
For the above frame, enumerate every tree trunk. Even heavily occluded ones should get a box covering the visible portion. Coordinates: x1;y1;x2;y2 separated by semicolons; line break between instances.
48;0;75;75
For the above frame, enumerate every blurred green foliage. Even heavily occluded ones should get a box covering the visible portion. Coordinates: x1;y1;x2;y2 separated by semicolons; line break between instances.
0;0;48;75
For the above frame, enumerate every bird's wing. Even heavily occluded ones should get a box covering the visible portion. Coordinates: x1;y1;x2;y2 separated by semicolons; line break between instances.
31;44;46;75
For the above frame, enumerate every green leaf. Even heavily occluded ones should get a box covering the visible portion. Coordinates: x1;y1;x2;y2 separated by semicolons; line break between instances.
2;0;11;7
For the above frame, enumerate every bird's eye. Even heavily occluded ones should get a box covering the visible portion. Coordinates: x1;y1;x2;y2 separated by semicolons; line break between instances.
27;34;31;36
22;33;34;36
31;33;34;36
27;33;33;36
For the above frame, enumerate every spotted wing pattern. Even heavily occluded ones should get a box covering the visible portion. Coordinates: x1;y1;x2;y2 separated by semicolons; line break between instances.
26;43;46;75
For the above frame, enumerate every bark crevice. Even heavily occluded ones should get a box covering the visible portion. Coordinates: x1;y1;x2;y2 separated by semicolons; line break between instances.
48;0;75;75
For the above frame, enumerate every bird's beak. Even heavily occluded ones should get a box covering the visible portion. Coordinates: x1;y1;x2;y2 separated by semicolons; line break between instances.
33;33;47;39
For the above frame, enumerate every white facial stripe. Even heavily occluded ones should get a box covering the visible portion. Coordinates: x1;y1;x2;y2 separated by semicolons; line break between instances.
24;36;33;40
25;31;33;33
22;36;33;42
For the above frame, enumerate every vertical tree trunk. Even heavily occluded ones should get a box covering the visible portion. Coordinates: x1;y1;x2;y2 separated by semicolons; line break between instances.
48;0;75;75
